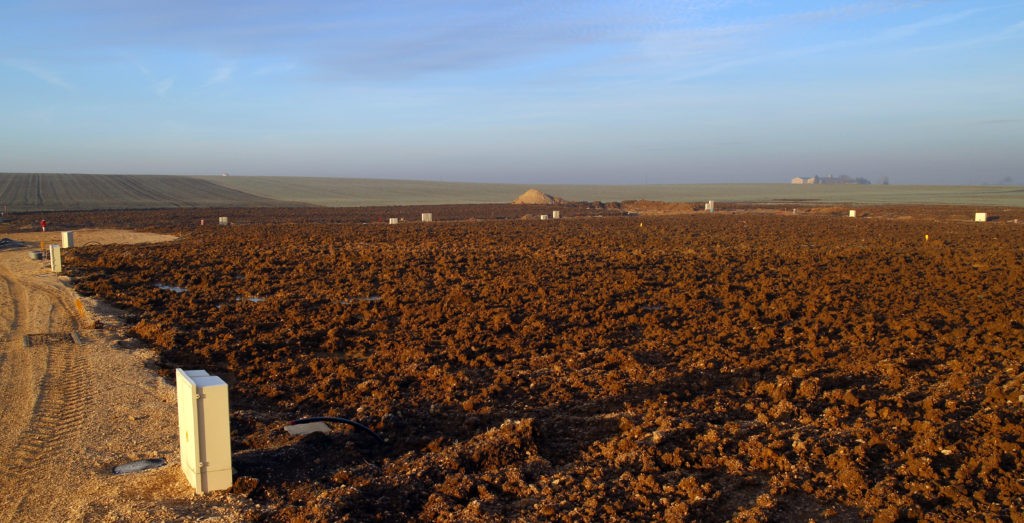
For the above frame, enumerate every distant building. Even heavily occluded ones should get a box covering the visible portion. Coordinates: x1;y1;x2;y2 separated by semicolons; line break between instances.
791;176;818;184
791;175;869;185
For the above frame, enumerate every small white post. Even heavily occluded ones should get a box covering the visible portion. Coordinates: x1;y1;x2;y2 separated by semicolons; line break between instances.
706;201;715;212
49;244;62;273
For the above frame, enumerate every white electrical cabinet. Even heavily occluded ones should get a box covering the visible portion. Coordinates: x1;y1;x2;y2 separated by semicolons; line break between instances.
176;369;232;494
61;231;75;248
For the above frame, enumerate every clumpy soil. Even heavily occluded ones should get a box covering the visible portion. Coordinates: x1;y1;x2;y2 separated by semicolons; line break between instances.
59;206;1024;521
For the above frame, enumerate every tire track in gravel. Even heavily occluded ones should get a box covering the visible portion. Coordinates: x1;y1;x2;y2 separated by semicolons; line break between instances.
0;230;248;522
0;255;92;523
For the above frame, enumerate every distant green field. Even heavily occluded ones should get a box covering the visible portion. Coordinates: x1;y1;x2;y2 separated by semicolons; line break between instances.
204;176;1024;208
3;172;1024;212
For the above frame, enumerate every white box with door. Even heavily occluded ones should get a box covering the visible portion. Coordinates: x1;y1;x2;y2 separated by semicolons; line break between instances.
176;369;232;494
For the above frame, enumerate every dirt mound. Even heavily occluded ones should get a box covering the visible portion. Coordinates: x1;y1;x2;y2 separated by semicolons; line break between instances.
513;189;564;205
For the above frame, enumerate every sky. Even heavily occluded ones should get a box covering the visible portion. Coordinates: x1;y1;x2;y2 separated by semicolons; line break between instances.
1;1;1022;185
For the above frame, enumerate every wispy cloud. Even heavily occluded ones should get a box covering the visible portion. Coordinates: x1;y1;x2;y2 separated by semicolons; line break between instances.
154;77;174;97
320;18;603;80
207;64;235;85
1;60;73;90
640;23;765;62
131;62;174;96
31;1;616;80
908;17;1024;53
13;0;1017;87
660;5;996;82
877;8;981;40
621;2;939;82
254;63;296;76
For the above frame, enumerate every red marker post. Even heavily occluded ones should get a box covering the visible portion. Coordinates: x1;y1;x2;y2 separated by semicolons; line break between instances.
40;219;47;232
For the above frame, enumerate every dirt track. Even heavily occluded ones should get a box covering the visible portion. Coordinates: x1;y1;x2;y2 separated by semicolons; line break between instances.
0;230;251;522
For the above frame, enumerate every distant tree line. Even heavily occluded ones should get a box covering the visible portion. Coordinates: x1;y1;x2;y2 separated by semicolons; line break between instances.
818;175;871;185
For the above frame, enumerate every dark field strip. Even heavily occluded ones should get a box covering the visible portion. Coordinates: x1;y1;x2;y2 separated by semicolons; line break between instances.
0;173;288;212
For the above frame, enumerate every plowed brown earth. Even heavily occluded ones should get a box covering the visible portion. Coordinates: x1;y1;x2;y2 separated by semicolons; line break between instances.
54;207;1024;521
4;202;626;233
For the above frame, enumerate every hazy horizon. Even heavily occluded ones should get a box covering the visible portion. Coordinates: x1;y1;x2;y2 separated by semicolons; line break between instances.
3;171;1023;188
2;1;1021;185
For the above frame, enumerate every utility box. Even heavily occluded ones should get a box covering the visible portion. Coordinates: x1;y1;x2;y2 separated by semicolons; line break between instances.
552;210;561;219
49;244;62;273
218;217;229;226
540;214;549;220
975;213;988;222
389;218;399;225
421;213;433;222
849;210;857;218
176;369;232;494
61;231;75;248
705;201;715;212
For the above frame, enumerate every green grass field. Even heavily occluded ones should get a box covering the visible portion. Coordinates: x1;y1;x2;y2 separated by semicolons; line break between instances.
2;172;1023;212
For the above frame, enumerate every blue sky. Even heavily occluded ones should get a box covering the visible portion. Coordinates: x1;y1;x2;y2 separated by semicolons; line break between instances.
1;1;1021;184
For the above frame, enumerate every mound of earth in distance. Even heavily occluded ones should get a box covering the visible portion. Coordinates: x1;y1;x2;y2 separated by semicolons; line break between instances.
513;189;566;205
